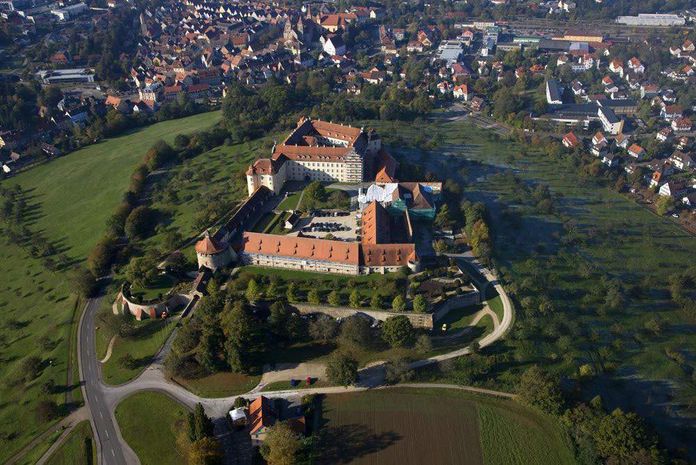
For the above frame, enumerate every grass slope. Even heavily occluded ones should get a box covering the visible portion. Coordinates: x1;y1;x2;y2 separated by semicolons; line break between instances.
0;112;219;463
115;392;189;465
478;403;575;465
316;388;575;465
101;315;180;385
45;421;95;465
0;241;78;463
7;111;220;260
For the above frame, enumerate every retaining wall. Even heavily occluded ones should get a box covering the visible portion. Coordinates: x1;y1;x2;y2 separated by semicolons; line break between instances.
292;303;434;329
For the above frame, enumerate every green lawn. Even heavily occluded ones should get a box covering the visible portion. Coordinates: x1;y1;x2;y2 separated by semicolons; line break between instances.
316;388;575;465
45;421;95;465
486;296;504;323
436;304;484;330
7;111;220;260
127;274;177;302
115;392;189;465
232;266;408;304
277;191;303;211
478;400;575;465
0;241;79;463
144;136;271;250
261;379;332;392
100;315;180;385
172;372;261;398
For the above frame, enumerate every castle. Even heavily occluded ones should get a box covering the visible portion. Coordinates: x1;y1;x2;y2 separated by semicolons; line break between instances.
195;118;438;276
246;117;397;196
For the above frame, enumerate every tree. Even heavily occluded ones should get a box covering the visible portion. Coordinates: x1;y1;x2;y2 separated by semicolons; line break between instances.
381;316;415;348
268;301;290;339
391;295;406;312
326;352;358;386
118;353;136;369
370;293;382;310
188;403;214;442
339;315;372;348
260;422;301;465
35;400;60;422
286;282;298;303
309;315;338;343
221;301;254;373
414;334;432;354
412;295;428;313
188;436;223;465
307;289;320;305
655;196;674;216
384;357;414;384
595;409;657;463
124;206;156;240
87;234;117;276
125;256;157;289
20;356;42;383
349;289;361;308
71;266;97;298
245;279;261;302
327;290;341;306
518;365;564;415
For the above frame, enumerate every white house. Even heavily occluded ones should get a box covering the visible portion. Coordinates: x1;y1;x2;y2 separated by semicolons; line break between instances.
453;84;469;101
659;181;686;198
323;36;346;56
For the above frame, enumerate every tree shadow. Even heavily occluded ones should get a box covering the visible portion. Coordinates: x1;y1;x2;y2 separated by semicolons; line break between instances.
314;423;402;465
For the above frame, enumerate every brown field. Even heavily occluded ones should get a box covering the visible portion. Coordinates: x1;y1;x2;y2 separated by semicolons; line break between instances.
315;389;484;465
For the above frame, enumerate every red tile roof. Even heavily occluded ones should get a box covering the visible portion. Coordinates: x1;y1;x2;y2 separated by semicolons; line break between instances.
242;232;360;265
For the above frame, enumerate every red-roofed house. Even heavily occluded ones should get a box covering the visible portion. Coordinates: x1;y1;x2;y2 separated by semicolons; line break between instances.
562;132;580;149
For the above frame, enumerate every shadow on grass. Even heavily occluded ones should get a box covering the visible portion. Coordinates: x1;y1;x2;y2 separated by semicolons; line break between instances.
314;423;402;465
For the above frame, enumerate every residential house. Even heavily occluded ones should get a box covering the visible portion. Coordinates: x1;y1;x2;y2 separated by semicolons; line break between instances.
660;105;683;121
627;57;644;74
546;79;563;105
602;152;618;167
659;181;686;198
627;144;647;160
562;131;580;149
598;106;623;135
323;36;346;56
672;117;692;132
453;84;469;101
640;83;659;99
656;127;673;142
592;131;607;146
470;96;485;112
608;59;624;77
615;133;631;149
248;396;277;446
669;151;694;170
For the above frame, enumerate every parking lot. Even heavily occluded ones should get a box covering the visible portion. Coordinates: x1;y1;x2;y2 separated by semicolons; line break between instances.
290;210;359;241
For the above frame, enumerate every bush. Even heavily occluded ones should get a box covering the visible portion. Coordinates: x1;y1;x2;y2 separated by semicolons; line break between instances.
326;353;358;386
384;357;414;384
381;315;415;348
518;365;564;415
125;206;157;240
35;399;60;422
19;356;43;383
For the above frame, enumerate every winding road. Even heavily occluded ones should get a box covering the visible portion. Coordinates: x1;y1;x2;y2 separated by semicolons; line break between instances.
61;251;514;465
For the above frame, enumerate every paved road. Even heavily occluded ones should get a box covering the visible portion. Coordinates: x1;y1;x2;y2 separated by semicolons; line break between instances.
78;296;138;465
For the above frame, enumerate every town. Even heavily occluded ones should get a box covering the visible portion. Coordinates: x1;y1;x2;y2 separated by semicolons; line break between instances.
1;0;696;464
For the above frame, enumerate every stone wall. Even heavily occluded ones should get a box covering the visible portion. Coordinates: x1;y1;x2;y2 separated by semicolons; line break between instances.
116;291;191;320
292;303;434;329
432;290;481;321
